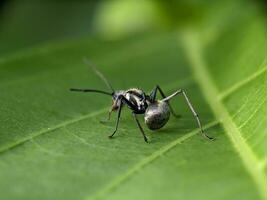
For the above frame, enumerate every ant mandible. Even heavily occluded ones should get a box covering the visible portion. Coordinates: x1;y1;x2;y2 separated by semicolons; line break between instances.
70;59;213;143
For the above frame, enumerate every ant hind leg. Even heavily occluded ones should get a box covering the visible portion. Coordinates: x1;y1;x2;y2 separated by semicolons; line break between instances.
162;89;214;140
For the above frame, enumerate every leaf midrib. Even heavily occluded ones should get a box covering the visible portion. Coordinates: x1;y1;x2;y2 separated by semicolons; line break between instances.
182;32;267;200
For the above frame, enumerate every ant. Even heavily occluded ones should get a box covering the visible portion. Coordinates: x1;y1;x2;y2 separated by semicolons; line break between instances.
70;59;213;143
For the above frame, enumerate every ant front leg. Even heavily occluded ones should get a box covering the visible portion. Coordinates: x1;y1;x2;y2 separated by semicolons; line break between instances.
108;95;137;139
162;89;213;140
150;85;181;118
100;109;112;124
108;99;123;138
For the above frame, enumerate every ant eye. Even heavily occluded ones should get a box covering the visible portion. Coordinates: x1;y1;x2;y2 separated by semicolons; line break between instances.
141;94;145;100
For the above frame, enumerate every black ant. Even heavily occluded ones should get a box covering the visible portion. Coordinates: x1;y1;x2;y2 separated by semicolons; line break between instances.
70;59;213;143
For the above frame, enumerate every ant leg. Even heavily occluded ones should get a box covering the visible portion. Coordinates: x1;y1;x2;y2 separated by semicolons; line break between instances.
100;109;112;123
108;95;137;139
162;89;213;140
108;100;123;138
132;113;148;143
150;85;181;118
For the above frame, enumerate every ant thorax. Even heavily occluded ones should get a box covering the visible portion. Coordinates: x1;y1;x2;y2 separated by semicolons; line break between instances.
125;88;148;111
112;88;148;113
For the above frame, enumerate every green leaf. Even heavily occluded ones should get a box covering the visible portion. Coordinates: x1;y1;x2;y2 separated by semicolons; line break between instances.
1;1;267;200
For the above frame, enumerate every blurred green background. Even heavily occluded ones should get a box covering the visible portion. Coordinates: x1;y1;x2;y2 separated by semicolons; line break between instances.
0;0;265;56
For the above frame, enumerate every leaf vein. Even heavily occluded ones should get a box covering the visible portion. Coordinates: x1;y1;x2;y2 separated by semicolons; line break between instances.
0;108;108;154
30;138;63;157
89;120;219;200
218;60;267;100
238;95;267;130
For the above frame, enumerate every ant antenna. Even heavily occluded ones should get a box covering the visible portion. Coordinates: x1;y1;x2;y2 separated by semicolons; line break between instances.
70;88;113;96
83;57;115;93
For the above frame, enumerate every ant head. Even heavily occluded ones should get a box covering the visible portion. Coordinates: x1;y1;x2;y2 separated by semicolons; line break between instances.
112;90;125;100
144;100;170;130
111;90;125;111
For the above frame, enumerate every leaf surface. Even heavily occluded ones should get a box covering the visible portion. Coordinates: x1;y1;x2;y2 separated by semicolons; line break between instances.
0;1;267;200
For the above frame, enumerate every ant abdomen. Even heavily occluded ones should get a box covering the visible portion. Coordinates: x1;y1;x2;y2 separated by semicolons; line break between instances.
144;101;170;130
